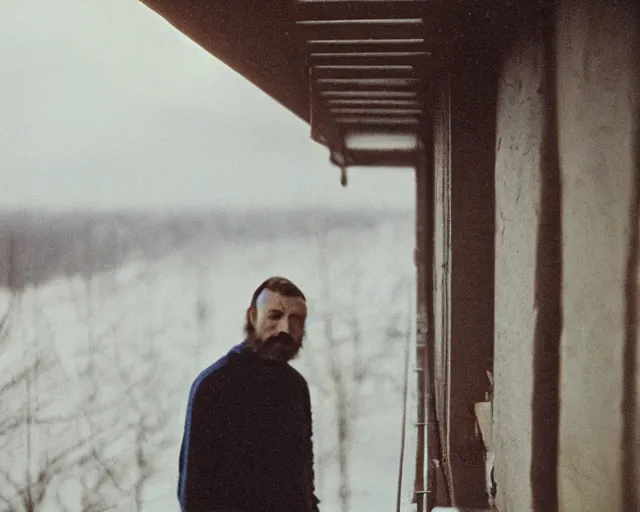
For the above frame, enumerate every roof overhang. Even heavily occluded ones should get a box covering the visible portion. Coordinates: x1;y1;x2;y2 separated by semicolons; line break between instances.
139;0;311;122
138;0;535;169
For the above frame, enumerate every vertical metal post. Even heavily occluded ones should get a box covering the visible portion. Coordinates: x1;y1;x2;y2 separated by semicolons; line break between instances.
413;144;427;512
414;127;436;511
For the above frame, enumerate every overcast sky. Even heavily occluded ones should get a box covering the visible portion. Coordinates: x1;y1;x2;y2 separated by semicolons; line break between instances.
1;0;415;212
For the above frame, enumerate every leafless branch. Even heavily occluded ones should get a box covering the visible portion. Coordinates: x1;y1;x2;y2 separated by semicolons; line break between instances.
0;308;10;351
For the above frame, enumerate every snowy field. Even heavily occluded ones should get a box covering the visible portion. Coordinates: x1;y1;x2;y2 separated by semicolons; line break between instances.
0;211;419;512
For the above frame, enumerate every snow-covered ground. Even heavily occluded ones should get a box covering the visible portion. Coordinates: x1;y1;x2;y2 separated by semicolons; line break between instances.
0;212;419;512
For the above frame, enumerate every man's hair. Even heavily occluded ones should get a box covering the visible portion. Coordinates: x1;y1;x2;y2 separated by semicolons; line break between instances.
244;276;306;338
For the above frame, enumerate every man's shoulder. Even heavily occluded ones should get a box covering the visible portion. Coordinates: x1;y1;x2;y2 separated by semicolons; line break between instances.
189;352;236;396
286;363;310;390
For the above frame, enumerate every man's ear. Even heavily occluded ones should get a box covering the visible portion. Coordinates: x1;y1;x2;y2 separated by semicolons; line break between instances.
248;306;257;328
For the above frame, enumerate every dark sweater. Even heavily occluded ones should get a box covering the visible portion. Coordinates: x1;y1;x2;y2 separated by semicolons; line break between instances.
178;342;320;512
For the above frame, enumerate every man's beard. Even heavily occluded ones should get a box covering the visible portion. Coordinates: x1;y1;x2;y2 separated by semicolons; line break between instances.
248;332;302;362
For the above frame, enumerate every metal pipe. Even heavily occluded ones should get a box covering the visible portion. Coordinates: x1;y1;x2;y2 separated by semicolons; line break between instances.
414;128;436;511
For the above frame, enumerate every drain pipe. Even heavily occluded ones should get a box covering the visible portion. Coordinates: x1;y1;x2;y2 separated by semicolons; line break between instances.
414;130;437;510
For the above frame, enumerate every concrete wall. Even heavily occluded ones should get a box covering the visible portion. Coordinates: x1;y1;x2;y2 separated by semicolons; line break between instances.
493;24;545;512
555;1;639;510
493;1;639;510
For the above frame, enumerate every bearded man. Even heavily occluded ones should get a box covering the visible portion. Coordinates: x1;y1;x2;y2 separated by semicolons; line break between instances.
177;276;320;512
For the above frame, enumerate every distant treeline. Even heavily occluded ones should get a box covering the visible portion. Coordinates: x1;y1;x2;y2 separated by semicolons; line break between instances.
0;208;412;291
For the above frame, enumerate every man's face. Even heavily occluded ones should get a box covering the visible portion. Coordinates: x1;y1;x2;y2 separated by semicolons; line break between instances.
248;289;307;361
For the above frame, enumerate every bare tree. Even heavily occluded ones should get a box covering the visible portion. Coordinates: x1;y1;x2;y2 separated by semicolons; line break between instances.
0;235;87;511
51;331;173;512
306;226;413;512
62;255;175;511
110;339;173;512
0;336;99;511
0;231;129;511
0;216;181;512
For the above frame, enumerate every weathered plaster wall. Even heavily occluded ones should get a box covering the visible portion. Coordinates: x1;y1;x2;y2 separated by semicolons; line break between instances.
493;1;639;510
493;25;545;512
555;1;639;510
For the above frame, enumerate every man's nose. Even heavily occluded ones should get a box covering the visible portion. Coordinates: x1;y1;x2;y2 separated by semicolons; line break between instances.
277;317;290;334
